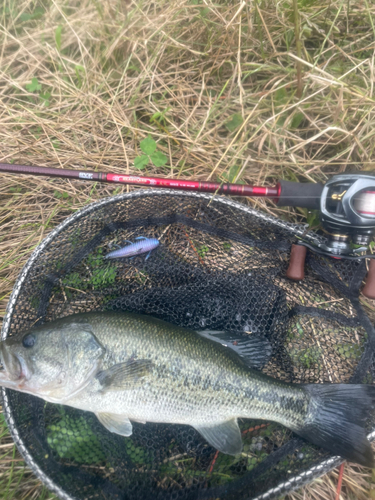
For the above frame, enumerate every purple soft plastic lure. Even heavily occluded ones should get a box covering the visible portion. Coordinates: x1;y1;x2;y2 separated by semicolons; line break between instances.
106;237;159;260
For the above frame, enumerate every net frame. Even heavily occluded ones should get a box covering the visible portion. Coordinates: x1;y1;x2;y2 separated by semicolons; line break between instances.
1;189;374;500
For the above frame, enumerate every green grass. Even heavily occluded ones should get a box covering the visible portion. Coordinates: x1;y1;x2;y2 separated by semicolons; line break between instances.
1;0;375;498
46;411;106;464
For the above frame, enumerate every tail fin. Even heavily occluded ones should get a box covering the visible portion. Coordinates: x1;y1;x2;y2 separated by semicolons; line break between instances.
297;384;375;467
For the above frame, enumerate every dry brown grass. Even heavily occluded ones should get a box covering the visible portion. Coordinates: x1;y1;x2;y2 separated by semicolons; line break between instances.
286;455;375;500
1;0;375;498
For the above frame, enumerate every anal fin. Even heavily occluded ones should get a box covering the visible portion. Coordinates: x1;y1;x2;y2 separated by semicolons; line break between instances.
193;418;242;456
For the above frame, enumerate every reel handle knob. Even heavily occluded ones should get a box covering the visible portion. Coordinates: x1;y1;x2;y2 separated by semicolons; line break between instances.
362;259;375;299
286;244;307;281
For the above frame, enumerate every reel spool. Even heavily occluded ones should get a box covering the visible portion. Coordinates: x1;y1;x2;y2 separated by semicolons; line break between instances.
320;174;375;254
353;190;375;217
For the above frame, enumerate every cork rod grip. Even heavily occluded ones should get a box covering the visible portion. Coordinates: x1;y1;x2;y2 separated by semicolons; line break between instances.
362;259;375;299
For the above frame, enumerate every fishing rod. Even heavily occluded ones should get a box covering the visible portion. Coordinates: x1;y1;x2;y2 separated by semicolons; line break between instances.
0;162;324;207
2;163;375;295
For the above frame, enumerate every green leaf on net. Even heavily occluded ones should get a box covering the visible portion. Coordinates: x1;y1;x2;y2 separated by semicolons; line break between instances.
134;155;149;169
150;151;168;167
47;415;105;464
140;136;157;155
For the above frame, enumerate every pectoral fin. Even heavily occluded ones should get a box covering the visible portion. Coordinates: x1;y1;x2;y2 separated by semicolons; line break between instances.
96;412;133;436
193;419;242;455
96;359;153;392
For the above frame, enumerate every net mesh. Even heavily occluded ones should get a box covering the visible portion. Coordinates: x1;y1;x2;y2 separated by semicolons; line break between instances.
2;190;374;500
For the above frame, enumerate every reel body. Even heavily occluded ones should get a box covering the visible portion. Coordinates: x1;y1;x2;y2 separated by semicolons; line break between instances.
320;173;375;255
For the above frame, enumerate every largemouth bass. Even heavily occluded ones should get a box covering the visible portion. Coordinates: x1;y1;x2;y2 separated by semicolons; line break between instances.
0;312;374;466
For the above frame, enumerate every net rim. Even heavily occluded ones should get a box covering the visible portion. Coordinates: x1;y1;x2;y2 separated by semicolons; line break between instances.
0;188;352;500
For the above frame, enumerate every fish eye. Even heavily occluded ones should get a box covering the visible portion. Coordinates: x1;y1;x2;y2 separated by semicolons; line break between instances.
22;334;35;348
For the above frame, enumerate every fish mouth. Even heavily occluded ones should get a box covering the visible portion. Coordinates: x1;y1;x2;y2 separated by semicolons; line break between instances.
0;342;23;388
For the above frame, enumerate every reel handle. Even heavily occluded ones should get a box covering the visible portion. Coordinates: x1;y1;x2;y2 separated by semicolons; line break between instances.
286;244;307;281
362;259;375;299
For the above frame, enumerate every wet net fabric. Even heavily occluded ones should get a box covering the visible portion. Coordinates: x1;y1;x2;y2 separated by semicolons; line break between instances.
2;190;375;500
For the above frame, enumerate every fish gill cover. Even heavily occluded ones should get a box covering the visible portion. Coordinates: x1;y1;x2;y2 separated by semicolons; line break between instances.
2;190;374;500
